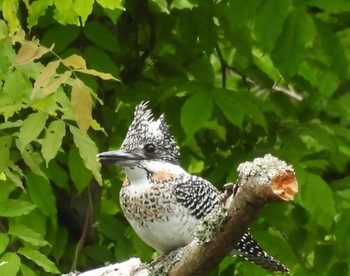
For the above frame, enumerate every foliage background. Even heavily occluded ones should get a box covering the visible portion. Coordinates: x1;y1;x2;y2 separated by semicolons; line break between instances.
0;0;350;275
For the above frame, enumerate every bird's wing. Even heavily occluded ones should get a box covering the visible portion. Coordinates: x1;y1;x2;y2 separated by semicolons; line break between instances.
174;174;221;220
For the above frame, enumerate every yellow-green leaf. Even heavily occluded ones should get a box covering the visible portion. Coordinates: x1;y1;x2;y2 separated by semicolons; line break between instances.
41;120;66;165
62;54;86;69
77;68;119;81
32;44;51;60
15;40;50;64
71;78;93;133
2;0;21;35
73;0;94;26
27;0;54;28
40;70;72;98
32;60;60;95
91;119;107;135
15;40;39;64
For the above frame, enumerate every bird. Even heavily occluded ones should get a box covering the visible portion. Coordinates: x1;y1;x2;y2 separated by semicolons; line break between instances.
97;101;289;273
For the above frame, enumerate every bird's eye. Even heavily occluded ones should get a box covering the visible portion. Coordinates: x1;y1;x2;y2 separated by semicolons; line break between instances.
144;143;156;154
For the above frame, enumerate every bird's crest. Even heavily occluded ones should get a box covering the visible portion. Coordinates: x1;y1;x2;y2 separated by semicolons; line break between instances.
121;102;180;164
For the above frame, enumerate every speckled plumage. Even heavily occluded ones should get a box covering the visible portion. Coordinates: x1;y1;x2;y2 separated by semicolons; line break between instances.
98;102;289;273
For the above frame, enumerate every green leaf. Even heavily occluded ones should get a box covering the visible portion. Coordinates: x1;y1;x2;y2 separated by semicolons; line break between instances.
271;9;315;78
307;0;350;12
4;166;24;190
0;199;36;217
69;126;102;185
315;19;348;79
328;262;349;276
298;62;340;98
235;92;267;128
20;264;37;276
255;0;291;52
9;224;49;247
313;244;333;271
71;78;93;133
188;56;215;86
51;226;68;262
96;0;125;10
84;21;120;53
0;252;20;276
0;179;16;202
18;247;59;274
53;0;78;25
17;112;48;152
26;172;57;221
73;0;94;26
301;172;335;229
83;46;120;77
47;160;69;190
181;94;213;136
0;136;11;173
27;0;53;29
3;69;32;102
41;120;66;165
334;210;350;256
213;89;245;128
301;125;337;153
0;232;9;255
68;146;92;193
41;24;80;53
228;0;261;32
22;145;46;177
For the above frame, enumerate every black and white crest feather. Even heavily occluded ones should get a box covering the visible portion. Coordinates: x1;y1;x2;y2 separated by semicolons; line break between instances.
121;102;180;165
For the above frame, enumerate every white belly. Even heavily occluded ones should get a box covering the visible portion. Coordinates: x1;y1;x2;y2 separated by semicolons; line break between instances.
127;206;198;253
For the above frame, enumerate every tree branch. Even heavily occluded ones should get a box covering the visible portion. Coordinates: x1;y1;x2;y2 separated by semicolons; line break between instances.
69;154;298;276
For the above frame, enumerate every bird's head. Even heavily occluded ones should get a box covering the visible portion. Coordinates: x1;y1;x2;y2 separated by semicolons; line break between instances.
97;102;180;167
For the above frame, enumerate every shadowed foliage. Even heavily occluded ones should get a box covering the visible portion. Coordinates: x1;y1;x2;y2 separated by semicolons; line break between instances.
0;0;349;275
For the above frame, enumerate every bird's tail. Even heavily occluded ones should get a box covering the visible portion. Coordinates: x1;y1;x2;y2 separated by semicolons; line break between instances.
231;232;289;273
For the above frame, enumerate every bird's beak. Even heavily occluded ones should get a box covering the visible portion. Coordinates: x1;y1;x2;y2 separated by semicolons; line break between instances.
97;150;144;166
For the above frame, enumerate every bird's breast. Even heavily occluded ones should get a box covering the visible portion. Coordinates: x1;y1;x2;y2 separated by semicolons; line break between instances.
120;179;178;225
119;174;198;253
